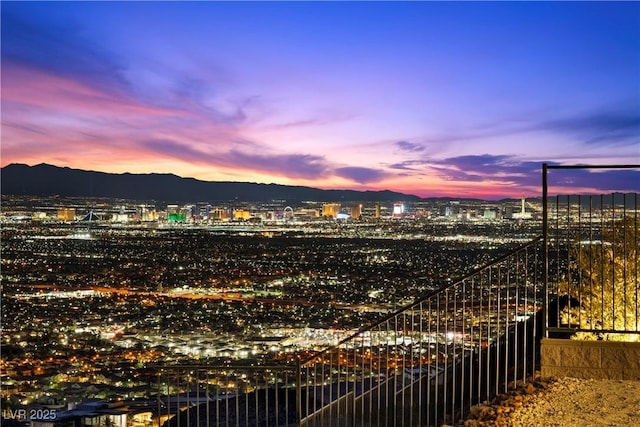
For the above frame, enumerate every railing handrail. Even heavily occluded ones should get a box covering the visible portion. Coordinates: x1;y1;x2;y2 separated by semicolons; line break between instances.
544;164;640;170
300;235;544;365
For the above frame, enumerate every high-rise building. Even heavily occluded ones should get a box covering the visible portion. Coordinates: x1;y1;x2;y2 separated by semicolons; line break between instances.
350;204;362;219
233;209;251;220
140;206;158;222
483;209;497;219
393;203;405;218
57;208;76;221
322;203;341;218
210;209;229;220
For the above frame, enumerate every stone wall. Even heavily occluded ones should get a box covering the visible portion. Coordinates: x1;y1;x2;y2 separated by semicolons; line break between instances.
541;338;640;380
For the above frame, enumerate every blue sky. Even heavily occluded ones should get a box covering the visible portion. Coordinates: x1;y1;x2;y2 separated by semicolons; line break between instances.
2;1;639;198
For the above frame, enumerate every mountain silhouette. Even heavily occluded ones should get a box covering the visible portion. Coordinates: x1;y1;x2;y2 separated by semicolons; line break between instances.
1;163;420;203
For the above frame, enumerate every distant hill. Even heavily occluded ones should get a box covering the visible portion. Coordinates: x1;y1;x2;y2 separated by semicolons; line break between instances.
1;163;421;203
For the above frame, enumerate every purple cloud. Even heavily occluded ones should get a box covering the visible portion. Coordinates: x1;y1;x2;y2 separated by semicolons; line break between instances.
141;139;206;163
388;160;431;171
334;167;389;184
389;106;640;150
396;140;425;152
141;139;398;183
141;139;330;179
535;107;640;146
546;167;640;193
225;151;329;179
428;155;536;185
1;121;48;135
432;155;640;193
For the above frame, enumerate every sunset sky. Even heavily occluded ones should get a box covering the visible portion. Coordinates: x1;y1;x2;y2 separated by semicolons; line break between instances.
2;1;639;199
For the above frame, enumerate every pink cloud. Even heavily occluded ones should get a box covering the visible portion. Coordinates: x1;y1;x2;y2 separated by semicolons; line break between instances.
2;62;188;118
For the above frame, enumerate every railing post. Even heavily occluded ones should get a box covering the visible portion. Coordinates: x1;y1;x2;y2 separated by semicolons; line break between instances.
542;162;549;338
297;356;303;427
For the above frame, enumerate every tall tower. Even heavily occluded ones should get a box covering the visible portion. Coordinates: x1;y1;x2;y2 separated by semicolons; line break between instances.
351;204;362;219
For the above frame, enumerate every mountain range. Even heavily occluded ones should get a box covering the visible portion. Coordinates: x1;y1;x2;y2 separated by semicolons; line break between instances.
1;163;422;203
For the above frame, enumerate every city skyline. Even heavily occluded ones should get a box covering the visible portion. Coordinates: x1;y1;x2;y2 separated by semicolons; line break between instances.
2;1;639;199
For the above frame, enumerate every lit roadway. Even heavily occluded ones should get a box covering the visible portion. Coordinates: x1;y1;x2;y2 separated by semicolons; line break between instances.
26;283;392;312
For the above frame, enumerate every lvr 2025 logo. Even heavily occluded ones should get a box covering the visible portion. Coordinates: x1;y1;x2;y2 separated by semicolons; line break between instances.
2;408;58;421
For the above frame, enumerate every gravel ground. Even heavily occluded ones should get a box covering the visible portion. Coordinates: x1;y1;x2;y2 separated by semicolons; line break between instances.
461;376;640;426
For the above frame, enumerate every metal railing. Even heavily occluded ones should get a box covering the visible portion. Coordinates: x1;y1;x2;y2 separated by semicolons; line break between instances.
298;239;543;427
543;164;640;338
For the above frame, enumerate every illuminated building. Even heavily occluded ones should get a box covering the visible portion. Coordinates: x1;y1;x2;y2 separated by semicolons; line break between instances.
350;204;363;219
168;212;186;222
393;203;405;218
57;208;76;221
81;211;101;221
322;203;341;218
141;206;158;222
234;209;251;220
113;213;129;223
296;208;319;219
32;211;48;220
483;209;497;219
375;203;381;219
201;204;212;220
512;196;532;220
336;211;350;220
210;208;229;220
